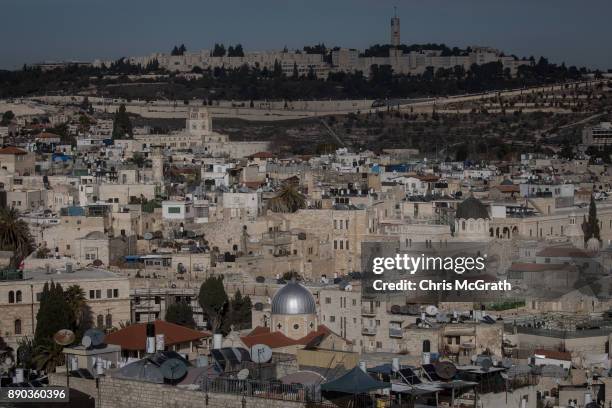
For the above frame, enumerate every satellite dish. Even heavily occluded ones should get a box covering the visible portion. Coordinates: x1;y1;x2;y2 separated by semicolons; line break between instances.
425;305;439;316
160;358;188;380
54;329;75;346
81;335;92;348
82;328;105;348
144;232;154;240
434;361;457;380
480;358;493;372
237;368;250;380
250;344;272;363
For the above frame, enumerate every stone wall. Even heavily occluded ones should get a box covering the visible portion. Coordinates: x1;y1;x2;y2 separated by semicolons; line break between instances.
98;377;305;408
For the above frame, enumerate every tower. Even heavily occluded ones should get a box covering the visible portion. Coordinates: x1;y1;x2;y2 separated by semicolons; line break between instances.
187;107;212;137
390;7;400;48
151;146;164;185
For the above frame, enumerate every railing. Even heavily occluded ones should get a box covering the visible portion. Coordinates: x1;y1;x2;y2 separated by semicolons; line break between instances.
362;327;377;336
202;377;318;403
361;306;376;315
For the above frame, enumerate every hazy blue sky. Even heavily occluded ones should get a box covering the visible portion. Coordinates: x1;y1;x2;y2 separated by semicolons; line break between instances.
2;0;611;70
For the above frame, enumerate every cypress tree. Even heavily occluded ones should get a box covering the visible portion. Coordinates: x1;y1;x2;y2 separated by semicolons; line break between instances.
34;282;74;346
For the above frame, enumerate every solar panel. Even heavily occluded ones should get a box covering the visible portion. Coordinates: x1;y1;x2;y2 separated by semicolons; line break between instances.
398;368;422;385
211;349;226;370
220;347;240;365
235;347;251;362
422;364;441;381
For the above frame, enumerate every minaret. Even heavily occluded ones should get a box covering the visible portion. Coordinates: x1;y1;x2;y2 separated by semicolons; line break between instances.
151;146;164;185
390;7;400;48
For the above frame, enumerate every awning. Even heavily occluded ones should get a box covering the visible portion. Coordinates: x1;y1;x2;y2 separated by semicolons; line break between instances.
321;366;390;394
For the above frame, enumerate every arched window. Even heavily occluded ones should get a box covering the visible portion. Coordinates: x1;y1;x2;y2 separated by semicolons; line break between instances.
16;291;22;303
106;314;112;328
462;221;466;230
14;319;21;335
8;291;14;304
97;314;104;328
423;340;431;353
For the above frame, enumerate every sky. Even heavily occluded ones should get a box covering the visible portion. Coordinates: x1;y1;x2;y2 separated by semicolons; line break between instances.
2;0;611;70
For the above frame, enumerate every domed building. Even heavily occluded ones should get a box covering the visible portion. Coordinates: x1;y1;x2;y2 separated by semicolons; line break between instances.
270;280;318;340
454;196;490;239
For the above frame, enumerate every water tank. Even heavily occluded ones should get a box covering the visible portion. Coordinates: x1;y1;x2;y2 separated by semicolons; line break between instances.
213;333;223;349
15;368;24;383
155;334;165;351
392;358;400;372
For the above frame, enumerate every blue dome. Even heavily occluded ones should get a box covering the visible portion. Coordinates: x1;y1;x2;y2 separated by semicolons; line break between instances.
271;281;316;315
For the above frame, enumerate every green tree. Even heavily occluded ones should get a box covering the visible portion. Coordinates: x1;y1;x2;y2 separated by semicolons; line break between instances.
198;276;228;333
165;302;196;328
64;285;91;339
0;207;34;268
267;185;306;213
34;282;74;347
1;110;15;125
112;104;133;140
582;195;601;243
222;290;252;332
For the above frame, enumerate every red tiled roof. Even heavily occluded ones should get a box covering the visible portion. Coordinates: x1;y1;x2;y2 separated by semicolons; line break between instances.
240;325;333;349
105;320;210;351
0;146;27;155
534;349;571;361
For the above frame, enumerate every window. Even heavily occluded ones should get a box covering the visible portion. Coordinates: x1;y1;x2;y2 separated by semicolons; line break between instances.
97;314;104;328
107;289;113;298
168;207;181;214
113;289;119;298
106;314;112;328
376;341;382;349
16;291;21;303
89;290;95;299
293;324;299;330
96;290;101;299
14;319;21;335
352;299;357;306
8;291;14;304
330;316;336;323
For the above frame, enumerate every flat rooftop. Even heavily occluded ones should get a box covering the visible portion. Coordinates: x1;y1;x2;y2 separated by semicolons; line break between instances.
24;267;122;282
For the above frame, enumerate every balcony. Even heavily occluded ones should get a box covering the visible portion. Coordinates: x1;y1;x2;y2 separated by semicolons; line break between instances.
362;327;377;336
361;305;377;316
389;328;403;338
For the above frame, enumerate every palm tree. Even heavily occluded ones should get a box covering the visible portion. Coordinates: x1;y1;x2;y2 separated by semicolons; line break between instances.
0;207;34;267
33;343;64;373
267;185;306;213
64;285;89;333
